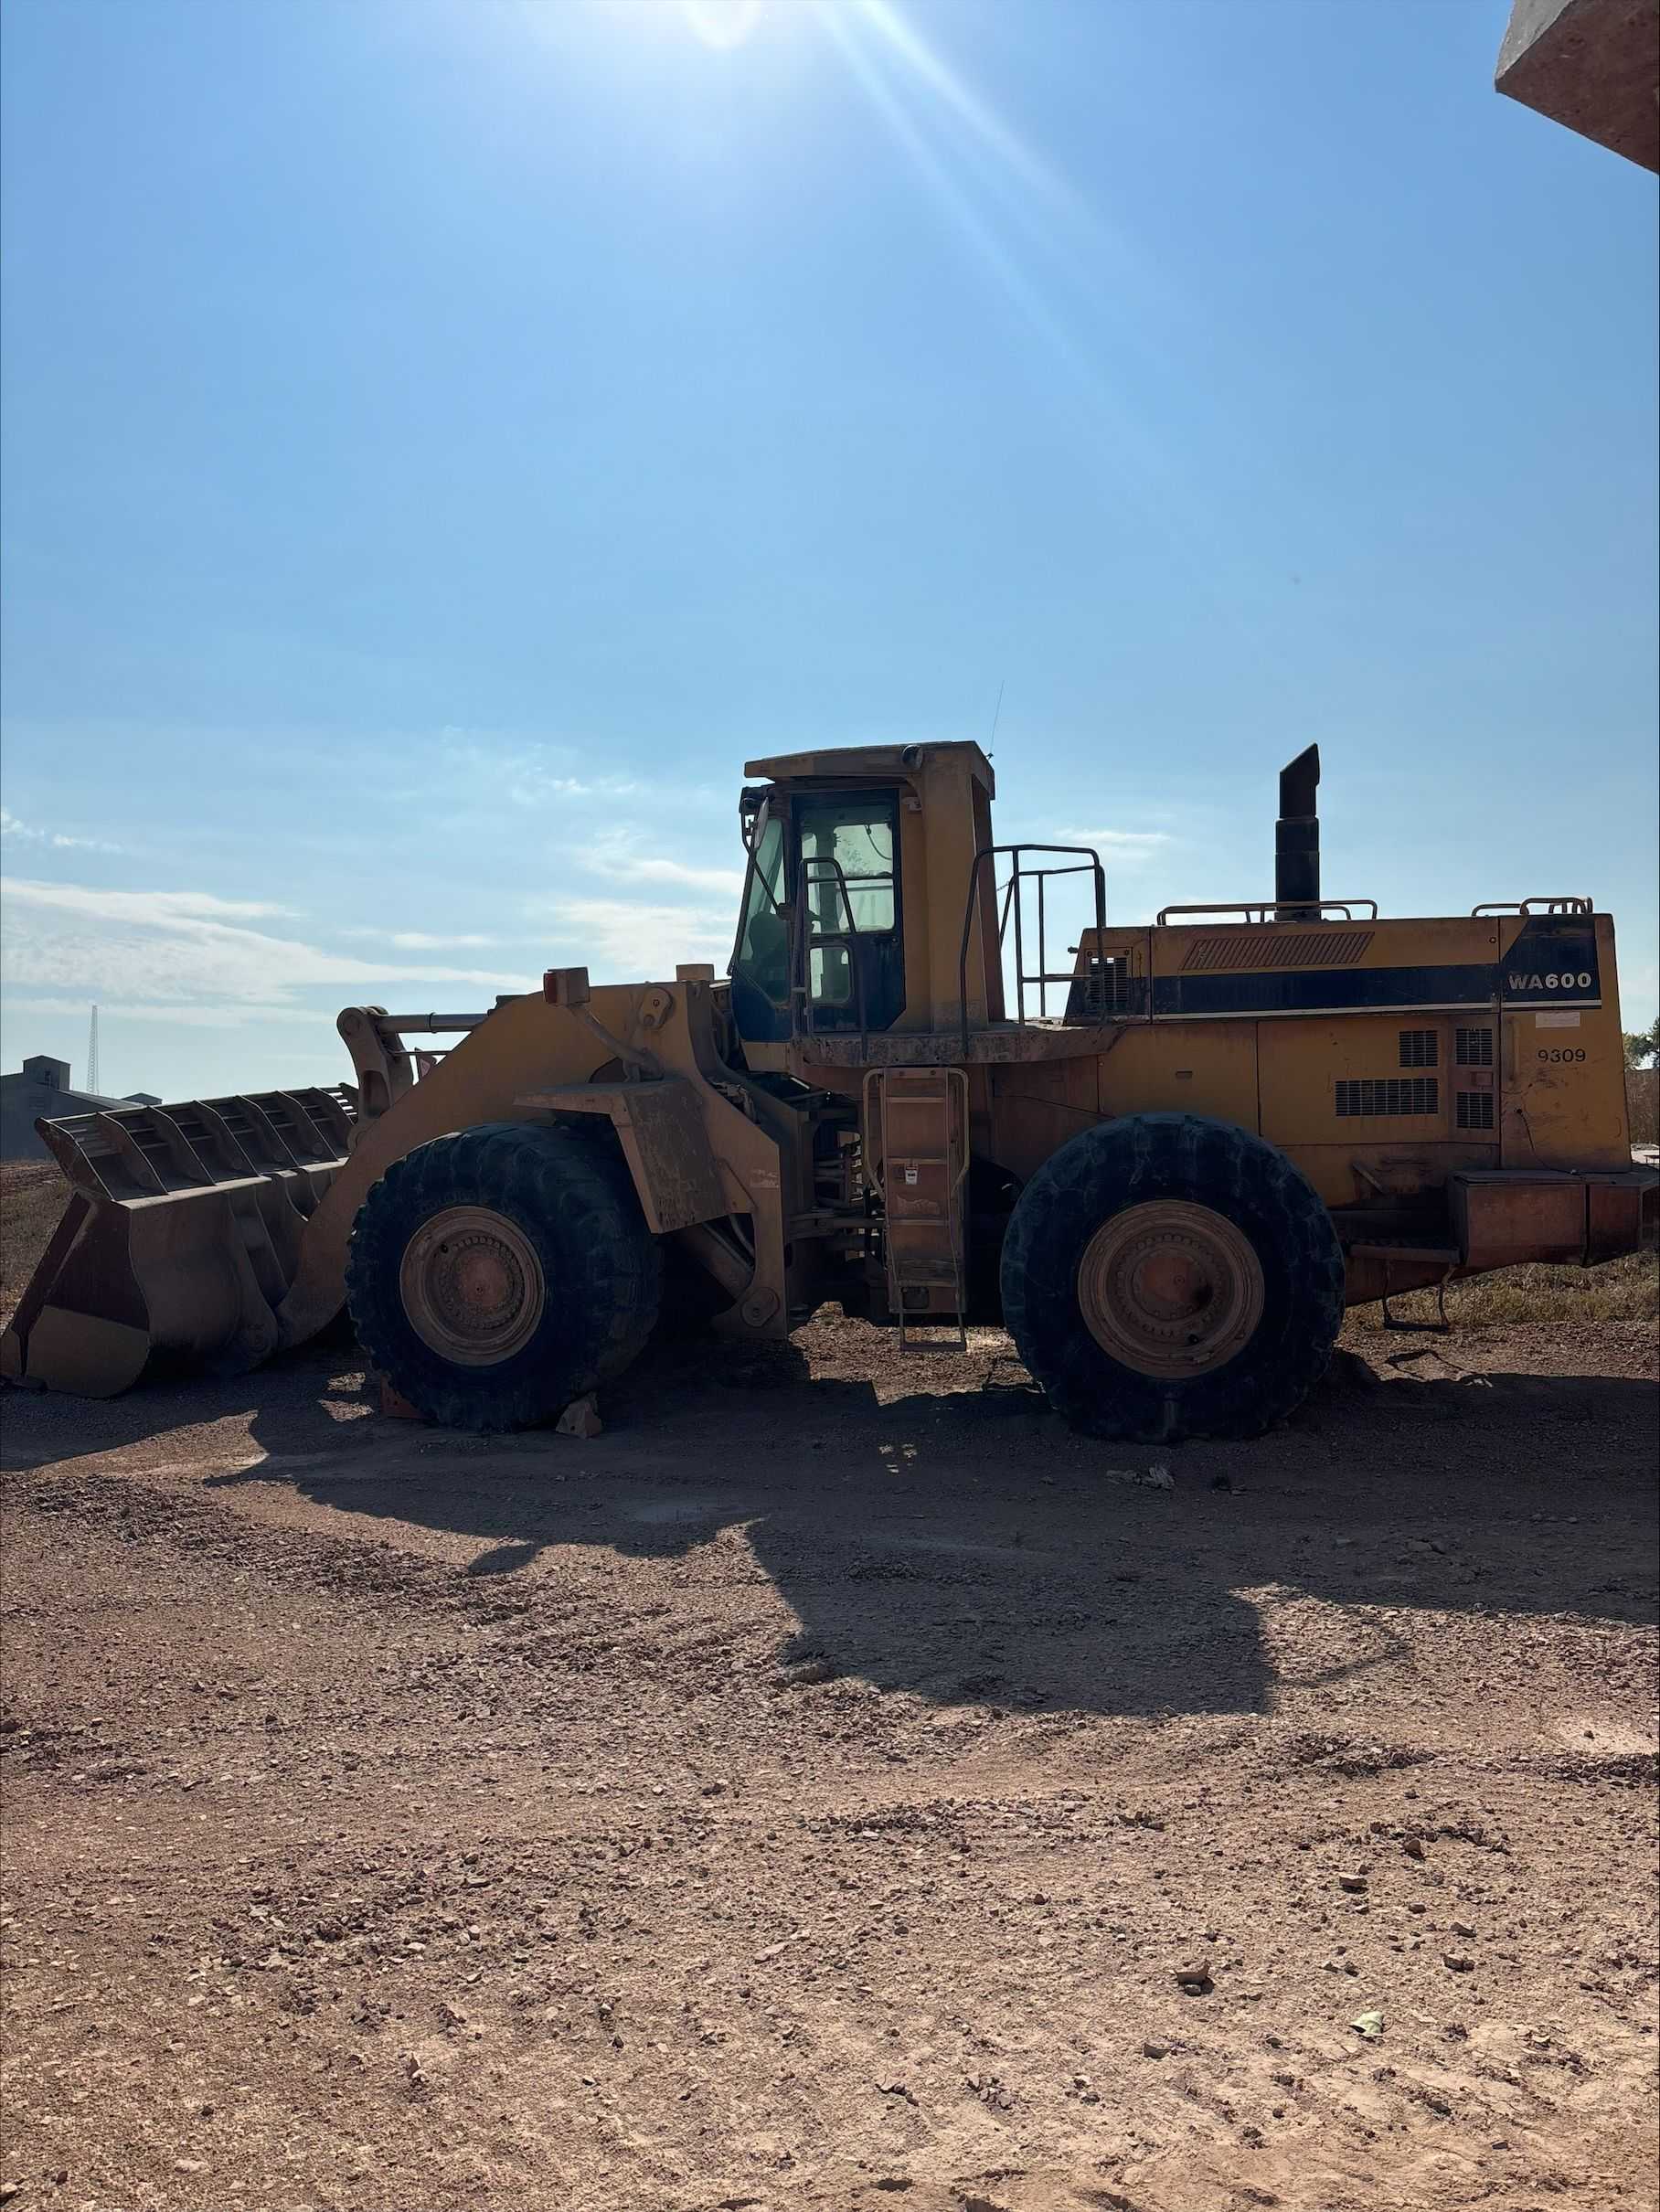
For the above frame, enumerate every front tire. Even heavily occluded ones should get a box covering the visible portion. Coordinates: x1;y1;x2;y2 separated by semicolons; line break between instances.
1000;1112;1343;1442
346;1122;661;1430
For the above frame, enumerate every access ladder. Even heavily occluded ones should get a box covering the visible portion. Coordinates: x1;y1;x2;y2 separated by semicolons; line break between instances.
862;1068;970;1352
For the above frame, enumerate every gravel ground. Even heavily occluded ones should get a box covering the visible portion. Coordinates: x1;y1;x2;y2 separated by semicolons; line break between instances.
1;1300;1655;2212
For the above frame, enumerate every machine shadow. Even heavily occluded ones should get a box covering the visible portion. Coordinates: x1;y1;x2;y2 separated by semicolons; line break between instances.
7;1336;1655;1727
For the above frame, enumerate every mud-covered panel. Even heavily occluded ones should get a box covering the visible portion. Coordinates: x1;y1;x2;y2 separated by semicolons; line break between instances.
1282;1140;1498;1214
987;1058;1101;1183
986;1026;1259;1184
1501;919;1629;1171
1503;1017;1631;1168
1098;1021;1258;1130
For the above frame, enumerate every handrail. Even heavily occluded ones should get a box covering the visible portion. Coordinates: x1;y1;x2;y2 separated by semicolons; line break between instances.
1154;899;1378;926
1471;897;1591;917
957;844;1107;1057
795;854;869;1057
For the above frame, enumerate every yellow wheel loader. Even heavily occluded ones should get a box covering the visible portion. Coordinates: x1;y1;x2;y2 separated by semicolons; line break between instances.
5;742;1654;1441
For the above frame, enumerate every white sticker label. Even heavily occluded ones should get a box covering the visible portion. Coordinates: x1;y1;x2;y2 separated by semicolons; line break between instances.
1535;1011;1580;1029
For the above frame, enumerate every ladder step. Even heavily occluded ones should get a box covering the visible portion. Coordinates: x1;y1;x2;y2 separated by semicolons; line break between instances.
898;1326;970;1356
866;1066;971;1353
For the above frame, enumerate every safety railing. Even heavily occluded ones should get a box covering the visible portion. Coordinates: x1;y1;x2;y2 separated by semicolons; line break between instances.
958;845;1107;1057
1471;897;1591;916
1154;898;1378;925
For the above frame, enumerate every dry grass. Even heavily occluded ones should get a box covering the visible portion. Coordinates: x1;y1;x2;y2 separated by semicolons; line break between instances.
1347;1249;1659;1330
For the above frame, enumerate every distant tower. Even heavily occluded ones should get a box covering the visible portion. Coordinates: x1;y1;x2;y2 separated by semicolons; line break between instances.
87;1005;101;1095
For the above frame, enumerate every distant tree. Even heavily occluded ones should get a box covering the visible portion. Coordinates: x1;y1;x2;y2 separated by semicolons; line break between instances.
1623;1017;1660;1069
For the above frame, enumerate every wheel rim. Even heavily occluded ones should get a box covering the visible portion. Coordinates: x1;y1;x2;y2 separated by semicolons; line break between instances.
399;1206;547;1367
1077;1199;1264;1378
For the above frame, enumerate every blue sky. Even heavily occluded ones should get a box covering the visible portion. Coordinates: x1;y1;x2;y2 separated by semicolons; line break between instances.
2;0;1655;1101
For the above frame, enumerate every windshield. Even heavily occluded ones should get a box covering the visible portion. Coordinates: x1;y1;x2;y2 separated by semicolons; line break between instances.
730;804;789;1005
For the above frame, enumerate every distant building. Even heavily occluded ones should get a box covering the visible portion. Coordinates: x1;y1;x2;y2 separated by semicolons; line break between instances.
124;1091;163;1107
1;1056;145;1163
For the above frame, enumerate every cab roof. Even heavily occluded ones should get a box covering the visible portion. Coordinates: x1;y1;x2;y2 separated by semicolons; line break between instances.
743;739;995;795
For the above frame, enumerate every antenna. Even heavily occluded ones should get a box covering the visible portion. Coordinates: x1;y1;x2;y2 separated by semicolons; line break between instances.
87;1005;100;1096
988;677;1005;752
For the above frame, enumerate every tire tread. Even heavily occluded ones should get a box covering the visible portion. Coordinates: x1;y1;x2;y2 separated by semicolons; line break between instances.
1001;1111;1343;1443
346;1120;661;1430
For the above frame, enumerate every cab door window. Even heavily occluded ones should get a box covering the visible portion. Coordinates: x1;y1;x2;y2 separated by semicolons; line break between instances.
795;792;904;1030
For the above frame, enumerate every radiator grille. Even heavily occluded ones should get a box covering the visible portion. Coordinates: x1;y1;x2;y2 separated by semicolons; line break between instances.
1335;1078;1439;1118
1181;929;1374;973
1456;1090;1495;1131
1399;1029;1438;1069
1455;1026;1494;1067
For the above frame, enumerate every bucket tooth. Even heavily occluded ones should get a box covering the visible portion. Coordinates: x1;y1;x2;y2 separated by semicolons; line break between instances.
0;1086;357;1398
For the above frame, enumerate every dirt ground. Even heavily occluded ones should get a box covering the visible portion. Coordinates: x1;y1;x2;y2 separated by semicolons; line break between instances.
1;1254;1656;2212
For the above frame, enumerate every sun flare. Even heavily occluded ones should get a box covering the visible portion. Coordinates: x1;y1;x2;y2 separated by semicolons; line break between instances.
680;0;766;49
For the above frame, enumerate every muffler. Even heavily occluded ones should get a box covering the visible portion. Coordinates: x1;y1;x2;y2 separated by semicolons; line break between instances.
1275;744;1321;920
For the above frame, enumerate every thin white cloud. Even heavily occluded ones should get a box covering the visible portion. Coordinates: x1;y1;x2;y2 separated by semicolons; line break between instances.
5;881;295;924
512;771;641;805
1059;828;1173;863
0;806;125;855
575;824;748;903
2;994;325;1028
339;928;501;951
585;851;747;899
528;896;735;979
390;931;496;950
426;736;641;810
1;876;530;1007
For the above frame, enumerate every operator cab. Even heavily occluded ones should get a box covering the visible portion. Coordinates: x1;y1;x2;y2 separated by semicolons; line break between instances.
730;776;907;1044
727;740;1112;1060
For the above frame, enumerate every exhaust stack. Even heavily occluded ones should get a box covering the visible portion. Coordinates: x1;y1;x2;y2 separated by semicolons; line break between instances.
1275;744;1320;920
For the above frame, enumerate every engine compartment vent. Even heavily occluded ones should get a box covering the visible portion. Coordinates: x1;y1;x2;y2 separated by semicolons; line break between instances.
1456;1090;1495;1131
1456;1026;1495;1066
1335;1078;1439;1118
1181;929;1373;973
1398;1029;1438;1069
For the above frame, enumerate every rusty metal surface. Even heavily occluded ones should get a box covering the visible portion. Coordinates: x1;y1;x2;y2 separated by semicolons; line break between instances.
398;1205;548;1367
800;1021;1126;1069
1077;1199;1264;1378
744;740;993;792
1496;0;1659;172
0;1090;358;1397
516;1079;730;1238
1452;1172;1590;1270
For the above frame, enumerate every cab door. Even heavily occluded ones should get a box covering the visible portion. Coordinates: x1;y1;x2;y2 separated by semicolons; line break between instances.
794;788;906;1036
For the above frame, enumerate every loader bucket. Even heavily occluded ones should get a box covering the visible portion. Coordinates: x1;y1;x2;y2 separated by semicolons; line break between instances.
0;1089;357;1398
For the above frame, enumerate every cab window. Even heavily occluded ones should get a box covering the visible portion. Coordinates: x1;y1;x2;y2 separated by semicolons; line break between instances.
797;799;897;934
732;808;788;1006
796;793;902;1024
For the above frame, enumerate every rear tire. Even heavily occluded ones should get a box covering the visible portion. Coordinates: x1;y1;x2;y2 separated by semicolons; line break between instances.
1000;1112;1343;1442
346;1121;661;1430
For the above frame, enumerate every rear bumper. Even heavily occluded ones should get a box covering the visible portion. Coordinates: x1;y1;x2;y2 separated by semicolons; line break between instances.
1451;1165;1658;1272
